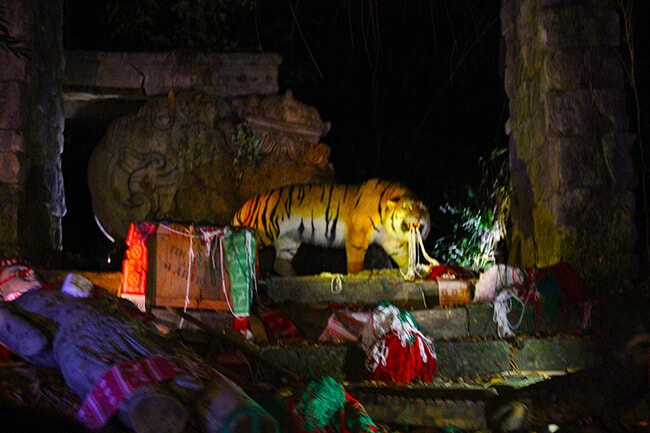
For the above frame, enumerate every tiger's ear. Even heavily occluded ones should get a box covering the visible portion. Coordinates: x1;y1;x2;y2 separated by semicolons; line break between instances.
387;197;401;208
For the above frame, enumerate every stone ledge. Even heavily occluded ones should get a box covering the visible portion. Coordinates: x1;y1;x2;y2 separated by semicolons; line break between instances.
357;392;489;430
63;50;282;98
265;271;473;307
255;336;601;382
270;273;590;340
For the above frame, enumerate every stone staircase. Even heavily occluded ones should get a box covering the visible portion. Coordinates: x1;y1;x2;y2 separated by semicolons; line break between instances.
37;266;647;431
153;270;609;431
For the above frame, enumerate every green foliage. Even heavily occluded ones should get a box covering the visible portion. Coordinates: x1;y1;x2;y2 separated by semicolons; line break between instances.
231;122;263;167
433;147;510;271
105;0;257;51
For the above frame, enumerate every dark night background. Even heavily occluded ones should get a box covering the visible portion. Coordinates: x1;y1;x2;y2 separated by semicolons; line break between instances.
59;1;649;268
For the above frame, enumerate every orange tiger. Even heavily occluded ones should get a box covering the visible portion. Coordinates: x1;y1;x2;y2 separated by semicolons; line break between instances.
231;179;431;276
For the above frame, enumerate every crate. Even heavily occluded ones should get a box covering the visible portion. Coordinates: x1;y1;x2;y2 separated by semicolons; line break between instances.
121;222;255;313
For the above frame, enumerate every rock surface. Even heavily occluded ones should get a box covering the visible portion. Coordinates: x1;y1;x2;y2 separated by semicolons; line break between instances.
88;90;334;241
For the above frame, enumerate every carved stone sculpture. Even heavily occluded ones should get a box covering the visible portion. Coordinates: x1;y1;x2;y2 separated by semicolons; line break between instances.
231;89;332;170
88;90;334;242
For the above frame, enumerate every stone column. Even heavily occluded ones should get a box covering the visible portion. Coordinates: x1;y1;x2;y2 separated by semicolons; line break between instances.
502;0;637;291
0;0;65;264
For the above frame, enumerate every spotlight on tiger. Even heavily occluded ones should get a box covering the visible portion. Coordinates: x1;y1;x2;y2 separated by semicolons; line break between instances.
231;179;430;277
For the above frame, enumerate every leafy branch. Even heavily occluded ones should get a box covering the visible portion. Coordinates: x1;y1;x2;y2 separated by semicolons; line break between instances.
433;146;510;271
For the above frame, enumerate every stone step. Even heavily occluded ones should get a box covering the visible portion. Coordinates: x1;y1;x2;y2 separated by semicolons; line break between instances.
153;299;605;430
346;382;499;431
278;301;588;343
253;335;601;382
342;373;558;431
264;270;470;307
152;272;641;431
245;340;593;430
263;271;589;340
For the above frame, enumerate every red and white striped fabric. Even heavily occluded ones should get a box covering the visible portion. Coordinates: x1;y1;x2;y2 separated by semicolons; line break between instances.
360;303;437;383
0;257;46;302
76;356;184;431
318;312;370;344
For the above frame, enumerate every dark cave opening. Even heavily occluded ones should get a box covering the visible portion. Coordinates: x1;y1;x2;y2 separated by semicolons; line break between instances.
61;119;121;271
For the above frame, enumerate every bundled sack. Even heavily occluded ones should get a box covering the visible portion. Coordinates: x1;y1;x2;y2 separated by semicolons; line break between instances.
360;302;437;383
0;257;48;302
473;262;590;337
319;303;437;383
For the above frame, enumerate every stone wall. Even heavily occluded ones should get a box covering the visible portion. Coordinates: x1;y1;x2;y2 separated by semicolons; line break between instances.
0;0;285;266
502;0;637;291
0;0;65;265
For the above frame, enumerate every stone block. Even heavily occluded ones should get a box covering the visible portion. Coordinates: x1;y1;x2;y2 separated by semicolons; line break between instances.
64;50;282;97
266;272;446;307
0;129;24;153
592;88;629;132
601;132;636;188
63;51;103;90
356;390;491;431
542;0;618;7
540;5;619;48
513;336;602;372
0;183;21;241
280;304;473;343
0;1;27;40
258;345;351;381
549;187;593;228
545;47;624;90
0;56;27;81
412;307;469;340
545;90;594;135
467;303;498;338
435;340;510;378
550;136;606;189
0;81;23;129
243;335;603;388
0;152;22;183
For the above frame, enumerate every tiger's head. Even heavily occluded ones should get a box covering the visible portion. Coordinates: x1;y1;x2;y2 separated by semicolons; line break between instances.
362;179;430;243
383;193;431;241
364;182;431;271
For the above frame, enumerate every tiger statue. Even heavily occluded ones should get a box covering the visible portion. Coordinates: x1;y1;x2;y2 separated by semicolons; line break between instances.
231;179;431;276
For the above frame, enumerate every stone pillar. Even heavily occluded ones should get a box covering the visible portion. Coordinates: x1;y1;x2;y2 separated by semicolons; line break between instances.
502;0;637;291
0;0;66;264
